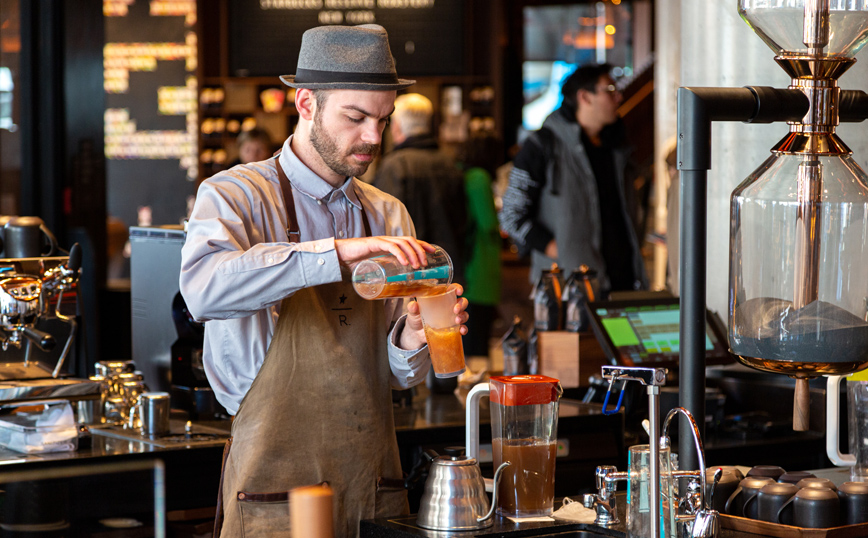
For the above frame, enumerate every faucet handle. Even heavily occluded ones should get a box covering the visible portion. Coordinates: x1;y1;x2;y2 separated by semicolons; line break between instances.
707;468;723;511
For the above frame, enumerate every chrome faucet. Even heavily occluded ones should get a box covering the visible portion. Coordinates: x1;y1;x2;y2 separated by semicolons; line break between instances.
660;407;720;538
600;365;667;538
583;465;627;526
593;364;720;538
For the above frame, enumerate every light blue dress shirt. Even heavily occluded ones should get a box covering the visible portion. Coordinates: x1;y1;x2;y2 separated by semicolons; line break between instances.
180;137;430;415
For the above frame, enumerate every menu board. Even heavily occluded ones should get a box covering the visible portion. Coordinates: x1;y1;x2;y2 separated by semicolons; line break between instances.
104;0;198;229
228;0;465;78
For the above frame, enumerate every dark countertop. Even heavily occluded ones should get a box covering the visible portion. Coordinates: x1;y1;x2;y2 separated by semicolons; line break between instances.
361;494;778;538
0;417;230;466
393;384;614;432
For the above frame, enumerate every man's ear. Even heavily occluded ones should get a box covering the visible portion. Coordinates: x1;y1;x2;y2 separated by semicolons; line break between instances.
577;89;592;107
295;88;315;121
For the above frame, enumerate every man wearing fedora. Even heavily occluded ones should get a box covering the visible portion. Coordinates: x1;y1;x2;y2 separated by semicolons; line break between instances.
180;24;469;538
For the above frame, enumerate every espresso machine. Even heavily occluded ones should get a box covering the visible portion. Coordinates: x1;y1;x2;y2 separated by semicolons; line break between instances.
676;0;868;473
0;216;100;403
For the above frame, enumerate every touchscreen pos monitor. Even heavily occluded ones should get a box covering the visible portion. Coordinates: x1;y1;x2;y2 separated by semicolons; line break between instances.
586;298;734;369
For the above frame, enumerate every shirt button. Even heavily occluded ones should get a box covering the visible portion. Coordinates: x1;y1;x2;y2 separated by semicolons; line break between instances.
338;231;344;237
318;258;325;265
314;244;320;252
317;200;323;205
266;257;273;264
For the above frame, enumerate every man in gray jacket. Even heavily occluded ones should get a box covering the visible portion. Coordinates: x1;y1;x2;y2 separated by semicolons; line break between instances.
500;63;647;295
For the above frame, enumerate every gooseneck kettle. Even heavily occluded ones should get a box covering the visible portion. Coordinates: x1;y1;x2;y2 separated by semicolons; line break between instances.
416;447;510;531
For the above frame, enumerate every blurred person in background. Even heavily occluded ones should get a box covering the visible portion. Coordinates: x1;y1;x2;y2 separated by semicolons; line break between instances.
500;63;647;295
458;133;503;357
374;93;467;283
232;127;274;166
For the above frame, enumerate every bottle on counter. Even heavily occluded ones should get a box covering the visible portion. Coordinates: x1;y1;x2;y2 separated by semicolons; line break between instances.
562;264;600;332
532;263;562;331
501;316;528;376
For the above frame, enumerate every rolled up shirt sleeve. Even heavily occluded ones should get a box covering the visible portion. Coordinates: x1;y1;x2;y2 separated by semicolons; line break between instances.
180;173;342;321
387;314;430;390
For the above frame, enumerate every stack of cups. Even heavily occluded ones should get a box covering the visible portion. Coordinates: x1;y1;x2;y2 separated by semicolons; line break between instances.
722;464;868;528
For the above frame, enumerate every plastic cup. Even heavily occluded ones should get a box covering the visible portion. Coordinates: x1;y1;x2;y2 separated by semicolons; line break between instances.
352;245;452;299
416;287;465;378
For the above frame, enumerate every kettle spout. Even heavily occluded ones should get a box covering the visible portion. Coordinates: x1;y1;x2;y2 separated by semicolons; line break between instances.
478;461;511;522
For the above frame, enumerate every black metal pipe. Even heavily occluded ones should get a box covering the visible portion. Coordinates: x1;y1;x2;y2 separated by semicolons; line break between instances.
839;90;868;122
675;86;808;472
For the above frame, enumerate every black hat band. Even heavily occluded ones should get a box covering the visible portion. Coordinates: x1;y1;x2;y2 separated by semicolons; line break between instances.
294;68;400;85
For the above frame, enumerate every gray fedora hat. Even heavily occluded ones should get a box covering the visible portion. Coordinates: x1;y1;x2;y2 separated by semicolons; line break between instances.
281;24;415;91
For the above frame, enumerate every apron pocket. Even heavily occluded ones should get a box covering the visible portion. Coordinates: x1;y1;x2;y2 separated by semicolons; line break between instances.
237;491;291;538
375;478;409;518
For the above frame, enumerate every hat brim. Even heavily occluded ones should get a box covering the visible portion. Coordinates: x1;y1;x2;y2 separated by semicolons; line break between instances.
280;74;415;91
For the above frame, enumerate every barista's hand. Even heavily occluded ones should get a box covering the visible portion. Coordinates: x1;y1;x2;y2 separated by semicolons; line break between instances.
335;236;434;268
400;284;469;350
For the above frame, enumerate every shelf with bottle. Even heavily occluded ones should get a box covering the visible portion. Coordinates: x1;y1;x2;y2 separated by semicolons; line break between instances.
197;80;300;180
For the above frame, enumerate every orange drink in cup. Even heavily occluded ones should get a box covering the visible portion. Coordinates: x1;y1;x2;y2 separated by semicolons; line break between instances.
352;245;452;299
416;286;466;378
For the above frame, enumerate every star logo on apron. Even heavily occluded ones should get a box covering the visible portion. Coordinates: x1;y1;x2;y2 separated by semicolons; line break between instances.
332;294;352;326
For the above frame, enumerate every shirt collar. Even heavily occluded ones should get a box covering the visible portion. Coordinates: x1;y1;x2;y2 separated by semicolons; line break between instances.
277;135;362;210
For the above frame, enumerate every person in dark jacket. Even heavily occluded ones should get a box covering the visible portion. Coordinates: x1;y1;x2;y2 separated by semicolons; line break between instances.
500;63;647;295
373;93;467;283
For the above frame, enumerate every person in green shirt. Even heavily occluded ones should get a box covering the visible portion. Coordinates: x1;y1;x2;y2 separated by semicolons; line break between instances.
459;133;503;357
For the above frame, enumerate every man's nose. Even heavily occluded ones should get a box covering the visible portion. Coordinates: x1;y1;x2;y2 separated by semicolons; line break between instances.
360;122;382;144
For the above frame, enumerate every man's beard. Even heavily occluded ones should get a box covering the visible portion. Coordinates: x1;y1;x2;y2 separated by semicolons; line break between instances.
310;111;380;178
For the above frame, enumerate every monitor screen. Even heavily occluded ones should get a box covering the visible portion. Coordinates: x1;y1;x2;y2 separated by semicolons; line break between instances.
586;298;734;368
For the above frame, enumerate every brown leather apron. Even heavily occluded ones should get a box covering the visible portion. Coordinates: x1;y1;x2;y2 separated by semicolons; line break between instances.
214;159;408;538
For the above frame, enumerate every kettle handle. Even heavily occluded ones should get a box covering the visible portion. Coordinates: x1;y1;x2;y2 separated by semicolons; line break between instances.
826;375;856;466
478;461;510;523
465;383;490;461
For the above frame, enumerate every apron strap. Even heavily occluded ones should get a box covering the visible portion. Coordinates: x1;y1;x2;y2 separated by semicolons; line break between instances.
274;153;373;239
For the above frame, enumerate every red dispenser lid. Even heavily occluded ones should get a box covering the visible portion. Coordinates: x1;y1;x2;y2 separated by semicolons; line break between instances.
489;375;561;406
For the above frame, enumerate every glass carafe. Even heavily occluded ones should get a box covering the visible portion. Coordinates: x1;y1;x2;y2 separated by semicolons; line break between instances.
729;153;868;376
489;375;562;517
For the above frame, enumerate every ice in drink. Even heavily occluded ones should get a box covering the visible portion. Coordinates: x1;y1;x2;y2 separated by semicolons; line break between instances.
423;324;466;377
492;437;557;517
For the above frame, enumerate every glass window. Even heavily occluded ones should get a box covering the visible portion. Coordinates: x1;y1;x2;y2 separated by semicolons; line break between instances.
522;2;633;131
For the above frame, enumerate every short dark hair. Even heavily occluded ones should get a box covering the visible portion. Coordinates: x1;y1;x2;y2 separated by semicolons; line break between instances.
312;89;330;110
561;63;613;115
